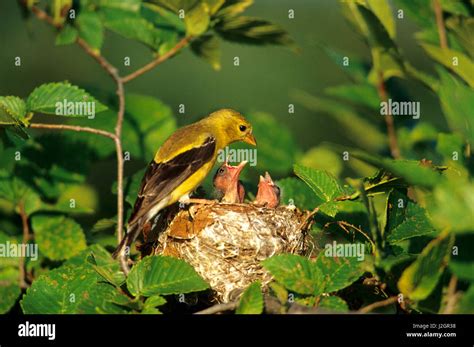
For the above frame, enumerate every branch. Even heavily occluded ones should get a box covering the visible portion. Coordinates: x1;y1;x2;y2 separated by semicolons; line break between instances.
376;71;400;159
433;0;448;49
30;123;117;140
18;203;31;289
121;36;192;84
358;296;398;314
194;301;238;314
443;275;458;314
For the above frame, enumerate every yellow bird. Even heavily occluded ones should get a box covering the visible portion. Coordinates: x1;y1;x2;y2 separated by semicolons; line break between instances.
113;109;256;258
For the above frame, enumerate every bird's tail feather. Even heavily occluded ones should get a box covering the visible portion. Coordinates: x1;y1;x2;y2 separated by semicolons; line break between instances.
112;221;141;259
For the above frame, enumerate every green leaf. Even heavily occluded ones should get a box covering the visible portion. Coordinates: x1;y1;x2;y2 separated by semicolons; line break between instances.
185;1;210;36
20;264;128;314
101;8;164;50
143;295;166;313
392;0;433;29
55;24;78;46
122;94;177;160
126;255;209;297
294;164;344;216
0;177;43;215
236;281;263;314
191;34;221;70
446;16;474;58
88;245;126;287
76;10;104;52
262;254;323;296
0;96;27;121
349;149;445;188
0;284;21;314
324;83;380;110
216;0;253;19
27;82;107;117
385;189;437;243
398;231;454;301
440;0;469;16
315;252;364;293
298;146;343;178
366;0;395;38
437;68;474;146
421;43;474;87
277;177;318;211
318;296;349;312
31;215;87;261
216;16;295;48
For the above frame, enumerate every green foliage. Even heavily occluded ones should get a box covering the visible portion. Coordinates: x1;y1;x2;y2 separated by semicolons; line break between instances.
126;256;209;297
236;281;263;314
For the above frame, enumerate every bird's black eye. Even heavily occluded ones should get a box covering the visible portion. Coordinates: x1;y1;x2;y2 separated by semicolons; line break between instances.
218;168;225;174
239;125;247;132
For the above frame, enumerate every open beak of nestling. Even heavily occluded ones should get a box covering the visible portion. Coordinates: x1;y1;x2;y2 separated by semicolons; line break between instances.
229;160;247;182
255;172;280;208
243;131;257;146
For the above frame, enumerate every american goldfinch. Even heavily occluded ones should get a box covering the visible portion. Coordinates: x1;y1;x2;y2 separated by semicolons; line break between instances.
213;161;247;203
113;109;256;258
254;172;280;208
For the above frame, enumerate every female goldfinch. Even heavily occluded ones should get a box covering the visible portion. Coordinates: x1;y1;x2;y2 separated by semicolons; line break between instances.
113;109;256;258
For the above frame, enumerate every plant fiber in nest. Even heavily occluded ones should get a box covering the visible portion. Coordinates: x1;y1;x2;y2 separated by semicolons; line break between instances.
147;203;314;303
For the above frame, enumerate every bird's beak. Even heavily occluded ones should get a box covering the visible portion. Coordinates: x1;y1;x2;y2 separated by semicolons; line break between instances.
230;161;247;181
243;132;257;146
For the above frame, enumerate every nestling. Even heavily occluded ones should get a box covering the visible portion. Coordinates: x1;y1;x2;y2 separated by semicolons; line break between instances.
254;172;280;208
213;161;247;203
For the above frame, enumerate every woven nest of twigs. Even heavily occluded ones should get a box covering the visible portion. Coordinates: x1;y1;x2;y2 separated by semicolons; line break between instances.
142;203;315;303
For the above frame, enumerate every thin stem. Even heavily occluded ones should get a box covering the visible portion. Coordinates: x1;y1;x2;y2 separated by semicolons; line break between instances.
443;276;458;314
358;296;398;314
121;37;192;84
433;0;448;49
377;71;400;159
18;203;30;289
194;302;238;314
30;123;117;140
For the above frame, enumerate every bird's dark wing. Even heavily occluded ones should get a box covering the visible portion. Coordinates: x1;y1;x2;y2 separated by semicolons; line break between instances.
128;136;216;225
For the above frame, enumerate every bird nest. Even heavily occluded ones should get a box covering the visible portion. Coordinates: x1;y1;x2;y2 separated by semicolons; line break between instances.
147;203;315;303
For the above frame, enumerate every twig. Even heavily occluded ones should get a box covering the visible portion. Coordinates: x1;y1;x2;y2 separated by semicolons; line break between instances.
443;275;458;314
121;36;192;83
376;71;400;159
30;123;117;140
18;203;30;289
358;296;398;314
194;301;238;314
433;0;448;49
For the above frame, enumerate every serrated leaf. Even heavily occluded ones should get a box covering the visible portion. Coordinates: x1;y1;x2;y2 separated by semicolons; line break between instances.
88;245;125;287
0;177;43;215
318;296;348;312
262;254;323;296
398;231;454;301
315;252;364;293
20;264;128;314
101;8;163;50
0;96;27;121
0;284;21;314
126;256;209;297
276;177;318;211
191;34;221;70
236;281;263;314
55;24;78;46
216;16;295;48
385;189;437;243
27;82;107;117
31;215;87;261
421;43;474;87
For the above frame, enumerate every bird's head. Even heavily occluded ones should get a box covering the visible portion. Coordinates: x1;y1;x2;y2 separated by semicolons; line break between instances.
255;172;280;208
208;109;257;146
213;160;247;194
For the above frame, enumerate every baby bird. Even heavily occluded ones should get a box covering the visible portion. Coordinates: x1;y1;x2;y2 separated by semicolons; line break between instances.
213;161;247;203
254;172;280;208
